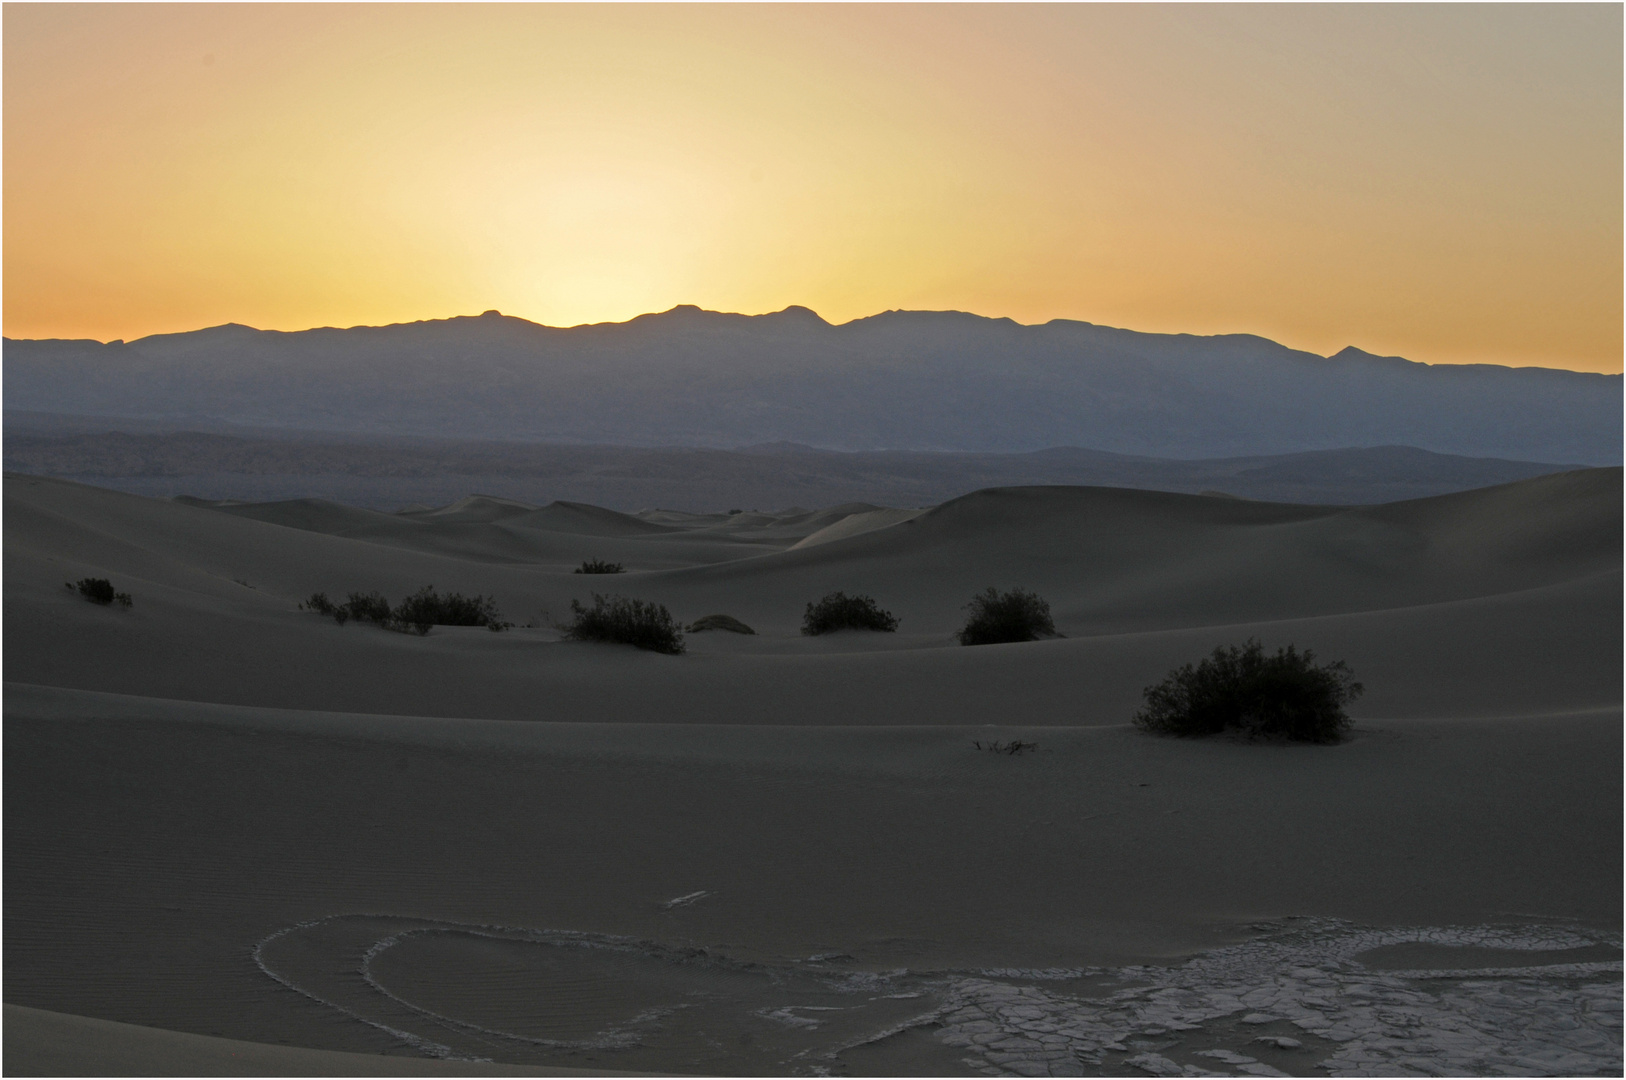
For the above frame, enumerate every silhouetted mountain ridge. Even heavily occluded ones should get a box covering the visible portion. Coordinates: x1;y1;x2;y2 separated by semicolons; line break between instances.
5;305;1617;463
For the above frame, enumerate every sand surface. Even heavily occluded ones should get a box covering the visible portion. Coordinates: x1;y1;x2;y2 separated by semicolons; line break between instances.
5;470;1620;1076
3;1004;653;1076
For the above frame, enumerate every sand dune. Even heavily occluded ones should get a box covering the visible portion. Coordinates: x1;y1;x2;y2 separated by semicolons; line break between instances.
790;507;927;549
12;423;1604;511
473;501;677;536
5;470;1618;724
413;494;545;522
5;469;1619;1075
3;1004;647;1076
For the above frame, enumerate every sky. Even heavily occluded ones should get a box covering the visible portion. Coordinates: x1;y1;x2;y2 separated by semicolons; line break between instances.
5;3;1621;373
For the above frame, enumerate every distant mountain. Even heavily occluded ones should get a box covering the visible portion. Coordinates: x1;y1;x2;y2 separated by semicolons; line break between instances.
1;422;1593;510
4;306;1619;463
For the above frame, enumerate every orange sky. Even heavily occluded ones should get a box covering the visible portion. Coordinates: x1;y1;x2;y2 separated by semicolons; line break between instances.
5;4;1621;372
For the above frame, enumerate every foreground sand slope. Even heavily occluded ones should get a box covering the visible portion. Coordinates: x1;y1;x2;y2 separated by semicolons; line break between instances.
5;685;1620;1074
4;470;1619;723
3;1004;651;1076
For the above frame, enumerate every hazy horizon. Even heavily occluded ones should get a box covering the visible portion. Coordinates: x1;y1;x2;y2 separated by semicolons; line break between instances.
6;4;1621;372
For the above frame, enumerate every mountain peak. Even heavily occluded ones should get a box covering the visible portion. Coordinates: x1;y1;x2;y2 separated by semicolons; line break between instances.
847;309;1022;330
130;322;263;347
763;305;828;326
627;304;716;325
1330;345;1417;366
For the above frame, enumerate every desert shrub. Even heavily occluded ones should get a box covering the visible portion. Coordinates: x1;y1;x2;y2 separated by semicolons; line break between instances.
801;592;899;635
300;590;388;626
69;577;132;608
392;585;503;628
300;586;508;633
687;613;756;635
566;593;685;654
958;587;1055;646
1134;639;1363;743
303;591;363;627
344;591;393;625
575;559;625;575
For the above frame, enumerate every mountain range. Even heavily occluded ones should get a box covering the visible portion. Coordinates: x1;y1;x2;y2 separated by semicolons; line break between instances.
5;306;1619;463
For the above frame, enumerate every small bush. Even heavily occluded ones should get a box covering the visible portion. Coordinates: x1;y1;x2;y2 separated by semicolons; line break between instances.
802;592;899;635
958;587;1054;646
566;593;685;654
1134;639;1364;743
69;577;132;608
687;614;756;634
343;591;393;625
393;585;503;628
301;591;383;626
300;585;509;633
575;560;625;575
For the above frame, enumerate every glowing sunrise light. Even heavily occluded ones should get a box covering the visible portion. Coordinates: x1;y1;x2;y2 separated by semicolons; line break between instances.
4;3;1620;371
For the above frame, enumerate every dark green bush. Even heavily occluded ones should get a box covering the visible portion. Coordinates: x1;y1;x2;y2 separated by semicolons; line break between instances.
343;591;393;625
393;585;503;628
69;577;132;608
958;587;1054;645
300;585;508;633
574;559;625;575
1134;639;1363;743
301;591;380;626
566;593;685;654
802;592;899;635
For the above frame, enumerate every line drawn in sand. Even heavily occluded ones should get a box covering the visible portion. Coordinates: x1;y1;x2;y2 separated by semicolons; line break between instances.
251;913;1621;1076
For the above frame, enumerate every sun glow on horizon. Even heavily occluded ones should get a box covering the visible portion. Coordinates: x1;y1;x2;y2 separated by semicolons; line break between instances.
5;4;1621;372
